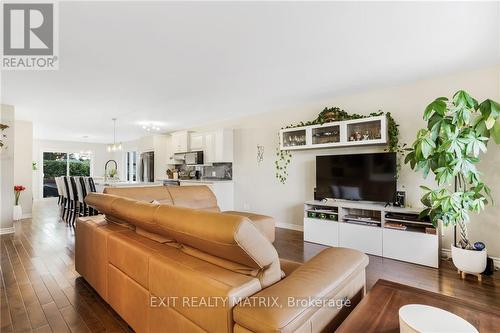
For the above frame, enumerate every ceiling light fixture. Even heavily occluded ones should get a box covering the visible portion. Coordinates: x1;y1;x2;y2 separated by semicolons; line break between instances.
107;118;122;152
141;123;162;132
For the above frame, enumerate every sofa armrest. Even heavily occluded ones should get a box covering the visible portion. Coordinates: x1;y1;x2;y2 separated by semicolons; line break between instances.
233;248;369;333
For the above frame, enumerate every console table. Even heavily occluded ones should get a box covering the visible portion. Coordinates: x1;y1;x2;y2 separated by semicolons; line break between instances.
303;200;439;268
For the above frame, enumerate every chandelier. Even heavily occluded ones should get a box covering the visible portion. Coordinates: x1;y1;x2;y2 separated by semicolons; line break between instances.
107;118;122;152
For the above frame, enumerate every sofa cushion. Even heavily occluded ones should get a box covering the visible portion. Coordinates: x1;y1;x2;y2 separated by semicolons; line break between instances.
233;247;369;333
104;185;173;205
223;211;275;243
149;247;262;332
107;231;173;289
153;204;278;271
167;185;220;212
75;216;130;300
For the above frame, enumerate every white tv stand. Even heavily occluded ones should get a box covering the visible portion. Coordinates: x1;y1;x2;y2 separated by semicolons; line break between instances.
303;200;440;268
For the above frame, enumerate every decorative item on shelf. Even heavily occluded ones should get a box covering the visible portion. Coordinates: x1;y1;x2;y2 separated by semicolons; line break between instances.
14;185;26;221
425;227;437;235
405;90;500;282
0;123;9;152
318;107;349;122
385;222;407;230
307;211;317;218
393;191;406;207
275;108;403;184
32;161;38;171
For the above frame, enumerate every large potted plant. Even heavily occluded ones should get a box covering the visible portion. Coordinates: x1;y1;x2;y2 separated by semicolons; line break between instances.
405;90;500;279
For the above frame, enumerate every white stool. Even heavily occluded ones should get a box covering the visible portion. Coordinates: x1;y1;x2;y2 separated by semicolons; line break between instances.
399;304;478;333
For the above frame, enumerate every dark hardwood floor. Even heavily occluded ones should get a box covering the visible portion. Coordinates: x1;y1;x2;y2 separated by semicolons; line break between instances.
1;199;498;332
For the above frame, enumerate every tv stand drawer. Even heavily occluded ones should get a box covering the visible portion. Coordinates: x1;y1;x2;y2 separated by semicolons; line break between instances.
383;228;439;268
339;222;382;256
304;218;339;247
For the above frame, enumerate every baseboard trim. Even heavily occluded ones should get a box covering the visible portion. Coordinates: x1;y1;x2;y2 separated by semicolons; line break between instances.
276;222;304;231
442;249;500;270
0;227;15;235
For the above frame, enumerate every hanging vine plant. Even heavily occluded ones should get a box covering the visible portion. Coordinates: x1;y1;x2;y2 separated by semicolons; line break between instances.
275;108;403;184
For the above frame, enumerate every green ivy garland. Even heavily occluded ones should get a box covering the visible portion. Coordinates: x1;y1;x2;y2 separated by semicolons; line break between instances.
275;107;403;184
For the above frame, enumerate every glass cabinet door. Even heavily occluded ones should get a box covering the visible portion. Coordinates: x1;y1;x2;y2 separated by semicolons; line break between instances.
282;129;307;148
347;120;382;143
312;125;340;145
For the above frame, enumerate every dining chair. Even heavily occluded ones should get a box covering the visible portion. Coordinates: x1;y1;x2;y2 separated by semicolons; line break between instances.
69;177;80;226
55;177;63;205
85;177;98;215
62;176;72;222
75;176;90;218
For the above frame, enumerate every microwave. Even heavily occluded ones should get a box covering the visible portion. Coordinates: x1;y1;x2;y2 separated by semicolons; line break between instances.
184;151;204;165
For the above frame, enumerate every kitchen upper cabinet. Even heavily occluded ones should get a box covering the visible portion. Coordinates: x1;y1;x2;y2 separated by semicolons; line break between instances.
189;133;204;151
167;129;233;164
204;129;233;163
171;131;189;153
204;132;215;163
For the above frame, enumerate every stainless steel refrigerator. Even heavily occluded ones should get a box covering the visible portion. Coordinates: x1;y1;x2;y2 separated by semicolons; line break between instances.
138;151;154;182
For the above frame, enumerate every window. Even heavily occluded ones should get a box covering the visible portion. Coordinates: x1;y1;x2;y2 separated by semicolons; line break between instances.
42;151;92;198
125;151;138;181
69;152;91;176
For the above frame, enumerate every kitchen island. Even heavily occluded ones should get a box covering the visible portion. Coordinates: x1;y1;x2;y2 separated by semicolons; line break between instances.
93;180;163;193
160;178;234;211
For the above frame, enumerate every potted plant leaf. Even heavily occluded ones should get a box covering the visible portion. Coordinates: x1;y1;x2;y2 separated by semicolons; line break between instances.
405;90;500;279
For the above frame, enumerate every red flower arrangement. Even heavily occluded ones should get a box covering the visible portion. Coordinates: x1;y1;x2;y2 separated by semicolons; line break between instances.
14;185;26;206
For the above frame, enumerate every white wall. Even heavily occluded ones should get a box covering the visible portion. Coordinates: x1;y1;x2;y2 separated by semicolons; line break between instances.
191;65;500;257
1;105;15;231
32;139;119;199
14;120;33;216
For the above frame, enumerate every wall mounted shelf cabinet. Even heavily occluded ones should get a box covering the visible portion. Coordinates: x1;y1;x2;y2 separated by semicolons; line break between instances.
279;115;387;150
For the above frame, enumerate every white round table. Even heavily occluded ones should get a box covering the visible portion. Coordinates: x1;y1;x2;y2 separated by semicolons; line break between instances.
399;304;478;333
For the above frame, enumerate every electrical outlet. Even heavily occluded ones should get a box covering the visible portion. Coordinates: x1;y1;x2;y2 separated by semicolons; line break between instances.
212;171;216;177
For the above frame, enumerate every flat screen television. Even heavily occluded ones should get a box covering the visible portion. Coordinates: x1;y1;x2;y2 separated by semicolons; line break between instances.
315;152;397;203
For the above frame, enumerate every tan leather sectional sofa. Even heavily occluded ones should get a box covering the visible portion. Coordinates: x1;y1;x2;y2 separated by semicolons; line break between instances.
76;187;369;333
102;185;275;242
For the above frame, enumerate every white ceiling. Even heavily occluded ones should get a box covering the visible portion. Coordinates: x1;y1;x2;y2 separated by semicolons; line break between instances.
2;1;499;143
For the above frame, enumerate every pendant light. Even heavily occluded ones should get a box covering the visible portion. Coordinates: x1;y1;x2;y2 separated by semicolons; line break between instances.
107;118;122;152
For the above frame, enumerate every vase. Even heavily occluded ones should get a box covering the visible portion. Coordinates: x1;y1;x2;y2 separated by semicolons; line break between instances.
13;205;22;221
451;245;487;280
